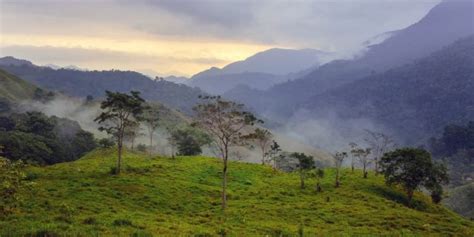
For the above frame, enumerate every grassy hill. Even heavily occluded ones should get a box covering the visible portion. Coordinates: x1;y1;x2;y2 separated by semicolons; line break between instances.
1;149;473;236
0;69;39;103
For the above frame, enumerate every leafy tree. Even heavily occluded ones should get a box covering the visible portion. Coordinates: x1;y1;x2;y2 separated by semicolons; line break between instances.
333;151;347;187
72;130;97;158
290;152;315;189
170;127;211;156
141;105;160;156
95;91;146;174
244;128;273;165
0;158;30;216
123;122;142;151
266;140;282;169
193;95;259;209
380;148;449;205
15;111;56;138
0;131;53;164
348;142;358;172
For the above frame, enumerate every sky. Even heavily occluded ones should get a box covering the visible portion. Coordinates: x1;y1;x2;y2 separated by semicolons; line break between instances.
0;0;441;77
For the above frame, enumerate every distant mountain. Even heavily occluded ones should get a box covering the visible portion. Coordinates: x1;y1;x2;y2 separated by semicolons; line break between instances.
44;64;86;71
189;48;331;94
0;56;34;67
227;0;474;120
164;75;190;85
0;57;205;113
304;35;474;144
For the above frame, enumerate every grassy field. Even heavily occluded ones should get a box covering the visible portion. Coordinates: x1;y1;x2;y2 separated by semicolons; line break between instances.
1;148;473;236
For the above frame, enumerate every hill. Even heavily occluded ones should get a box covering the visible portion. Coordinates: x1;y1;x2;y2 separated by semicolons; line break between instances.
0;58;205;114
303;35;474;144
1;149;472;236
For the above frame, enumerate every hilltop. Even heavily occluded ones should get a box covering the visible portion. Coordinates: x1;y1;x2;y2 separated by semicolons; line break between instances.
1;149;472;236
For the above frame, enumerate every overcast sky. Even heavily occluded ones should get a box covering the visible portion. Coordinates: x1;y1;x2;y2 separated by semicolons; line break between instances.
0;0;441;77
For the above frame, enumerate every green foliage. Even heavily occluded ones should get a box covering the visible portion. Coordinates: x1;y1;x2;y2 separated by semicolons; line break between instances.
98;138;115;148
170;126;211;156
0;149;472;235
0;157;30;216
290;152;315;189
380;148;449;205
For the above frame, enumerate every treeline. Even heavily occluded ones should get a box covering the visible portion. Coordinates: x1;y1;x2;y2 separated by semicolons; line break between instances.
429;121;474;185
0;111;96;165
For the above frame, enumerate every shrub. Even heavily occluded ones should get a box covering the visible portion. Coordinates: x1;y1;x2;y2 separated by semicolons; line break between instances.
113;219;133;226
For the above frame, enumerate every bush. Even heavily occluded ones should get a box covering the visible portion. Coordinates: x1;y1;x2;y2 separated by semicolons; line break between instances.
113;219;133;226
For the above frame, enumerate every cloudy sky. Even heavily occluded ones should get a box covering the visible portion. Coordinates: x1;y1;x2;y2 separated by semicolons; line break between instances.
0;0;441;77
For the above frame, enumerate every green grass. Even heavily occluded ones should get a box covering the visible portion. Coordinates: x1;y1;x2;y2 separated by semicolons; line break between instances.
1;148;473;236
0;69;38;102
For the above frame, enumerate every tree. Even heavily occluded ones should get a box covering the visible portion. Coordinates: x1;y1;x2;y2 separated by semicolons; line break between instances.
333;151;347;187
95;91;145;174
348;142;358;172
314;168;325;192
141;105;160;156
364;130;395;175
352;147;372;178
290;152;315;189
245;128;273;165
98;138;115;148
193;96;259;209
170;126;211;156
72;130;97;158
267;140;282;169
380;148;449;205
123;122;142;151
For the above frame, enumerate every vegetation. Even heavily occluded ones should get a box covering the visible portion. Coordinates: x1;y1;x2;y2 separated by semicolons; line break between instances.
380;148;449;205
291;152;315;189
332;151;347;187
0;112;96;165
95;91;146;174
0;148;472;236
169;126;211;156
193;95;260;209
245;128;273;165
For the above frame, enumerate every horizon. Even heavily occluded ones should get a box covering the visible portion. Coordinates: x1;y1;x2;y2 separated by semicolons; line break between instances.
0;0;440;77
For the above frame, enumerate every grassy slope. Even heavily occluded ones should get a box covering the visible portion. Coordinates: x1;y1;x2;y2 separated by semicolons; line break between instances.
1;149;472;236
0;69;38;102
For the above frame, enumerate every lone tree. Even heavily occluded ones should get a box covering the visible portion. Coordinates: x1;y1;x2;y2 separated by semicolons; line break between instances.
333;151;347;187
348;142;358;172
141;105;160;156
95;91;145;174
352;147;372;178
380;148;449;205
267;140;282;169
193;96;259;209
364;130;395;175
291;152;315;189
245;128;273;165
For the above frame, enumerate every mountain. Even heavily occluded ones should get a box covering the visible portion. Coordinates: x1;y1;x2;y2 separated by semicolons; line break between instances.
303;35;474;144
163;75;190;85
1;148;472;235
227;0;474;119
189;48;331;94
0;57;205;114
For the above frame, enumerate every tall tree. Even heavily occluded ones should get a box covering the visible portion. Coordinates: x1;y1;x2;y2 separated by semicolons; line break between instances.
267;140;282;169
290;152;315;189
380;148;449;205
141;105;160;156
314;168;325;192
193;95;259;209
95;91;145;174
348;142;358;172
364;130;395;175
352;147;372;178
245;128;273;165
333;151;347;187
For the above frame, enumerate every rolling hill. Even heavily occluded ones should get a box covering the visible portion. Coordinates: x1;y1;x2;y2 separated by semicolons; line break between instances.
1;148;472;236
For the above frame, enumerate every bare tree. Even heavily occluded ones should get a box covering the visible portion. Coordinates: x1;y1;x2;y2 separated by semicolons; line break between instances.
333;151;347;187
364;130;395;175
193;96;259;209
349;142;358;172
266;140;282;169
245;128;273;165
353;147;372;178
141;105;160;156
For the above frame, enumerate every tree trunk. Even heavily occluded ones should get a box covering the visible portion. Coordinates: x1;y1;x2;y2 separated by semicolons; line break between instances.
222;149;228;210
363;163;367;178
316;181;322;192
351;158;354;173
300;171;305;189
117;140;122;175
374;158;379;176
149;131;153;156
407;189;414;206
335;168;340;188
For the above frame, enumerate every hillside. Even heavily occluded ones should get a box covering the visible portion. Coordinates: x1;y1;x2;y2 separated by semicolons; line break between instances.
0;59;205;114
303;35;474;144
1;149;472;236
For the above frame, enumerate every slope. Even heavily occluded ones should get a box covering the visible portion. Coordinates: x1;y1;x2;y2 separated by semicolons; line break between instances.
1;149;472;236
303;35;474;144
